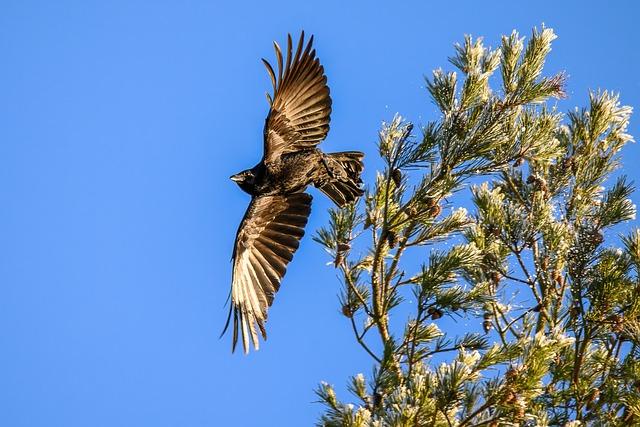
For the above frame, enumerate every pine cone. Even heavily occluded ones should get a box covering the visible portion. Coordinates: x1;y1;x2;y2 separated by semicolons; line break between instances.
337;242;351;252
341;304;354;318
428;204;442;218
334;242;351;267
391;168;402;187
483;321;492;333
427;307;442;320
513;156;525;167
387;231;400;248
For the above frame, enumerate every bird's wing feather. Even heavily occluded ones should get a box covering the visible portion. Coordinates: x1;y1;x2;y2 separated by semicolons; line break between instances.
224;192;312;353
262;32;332;163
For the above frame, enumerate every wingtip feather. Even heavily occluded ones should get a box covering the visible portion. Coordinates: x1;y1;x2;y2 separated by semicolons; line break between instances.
261;58;277;93
273;41;283;85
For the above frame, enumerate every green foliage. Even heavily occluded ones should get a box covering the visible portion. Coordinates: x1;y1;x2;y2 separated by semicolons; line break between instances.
315;26;639;426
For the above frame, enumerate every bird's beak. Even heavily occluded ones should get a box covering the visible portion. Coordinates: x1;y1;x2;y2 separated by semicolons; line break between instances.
230;173;242;183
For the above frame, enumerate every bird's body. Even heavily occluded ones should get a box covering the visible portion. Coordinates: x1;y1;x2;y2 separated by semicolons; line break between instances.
224;32;364;353
236;149;323;196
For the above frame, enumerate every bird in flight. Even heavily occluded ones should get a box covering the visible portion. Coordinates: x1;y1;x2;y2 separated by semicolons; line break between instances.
223;32;364;353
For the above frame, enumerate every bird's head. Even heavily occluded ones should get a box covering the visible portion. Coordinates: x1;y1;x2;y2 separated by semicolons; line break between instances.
230;169;256;194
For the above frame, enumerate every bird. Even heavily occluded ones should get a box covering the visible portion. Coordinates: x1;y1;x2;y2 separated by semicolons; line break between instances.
222;32;365;353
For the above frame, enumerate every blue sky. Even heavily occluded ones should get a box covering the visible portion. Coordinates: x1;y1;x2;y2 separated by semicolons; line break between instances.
1;1;639;426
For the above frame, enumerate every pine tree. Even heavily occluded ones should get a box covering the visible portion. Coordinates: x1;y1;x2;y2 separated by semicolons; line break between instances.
314;26;637;426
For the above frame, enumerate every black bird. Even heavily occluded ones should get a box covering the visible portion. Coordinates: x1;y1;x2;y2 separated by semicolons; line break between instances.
223;32;364;353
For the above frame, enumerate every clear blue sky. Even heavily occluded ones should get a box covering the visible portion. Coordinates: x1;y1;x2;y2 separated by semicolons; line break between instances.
1;1;639;426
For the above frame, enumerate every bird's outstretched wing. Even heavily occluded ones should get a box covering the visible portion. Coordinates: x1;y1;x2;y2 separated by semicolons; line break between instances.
224;192;312;353
262;32;332;164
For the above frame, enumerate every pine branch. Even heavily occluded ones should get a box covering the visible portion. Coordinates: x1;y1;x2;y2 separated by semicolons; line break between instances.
314;25;638;426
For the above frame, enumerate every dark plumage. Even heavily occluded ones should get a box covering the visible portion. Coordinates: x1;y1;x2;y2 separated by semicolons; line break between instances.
223;32;364;353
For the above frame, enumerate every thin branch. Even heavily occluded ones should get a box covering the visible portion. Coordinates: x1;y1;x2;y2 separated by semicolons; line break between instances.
349;315;381;363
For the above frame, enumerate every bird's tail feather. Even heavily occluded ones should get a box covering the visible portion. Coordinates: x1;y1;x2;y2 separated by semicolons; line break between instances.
316;151;364;207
